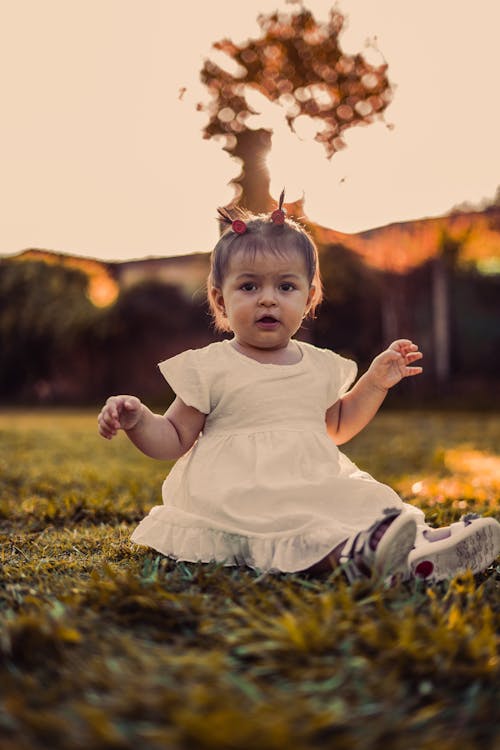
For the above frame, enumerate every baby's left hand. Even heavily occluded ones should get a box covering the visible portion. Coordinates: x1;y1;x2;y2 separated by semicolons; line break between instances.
367;339;423;390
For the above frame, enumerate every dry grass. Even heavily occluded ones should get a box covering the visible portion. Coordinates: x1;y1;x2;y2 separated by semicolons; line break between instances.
0;410;499;750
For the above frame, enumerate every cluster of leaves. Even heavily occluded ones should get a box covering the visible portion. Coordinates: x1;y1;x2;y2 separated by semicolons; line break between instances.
199;7;392;213
201;9;391;158
0;411;499;749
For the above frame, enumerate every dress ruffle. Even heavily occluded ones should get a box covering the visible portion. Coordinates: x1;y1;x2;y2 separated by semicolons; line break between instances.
130;508;349;573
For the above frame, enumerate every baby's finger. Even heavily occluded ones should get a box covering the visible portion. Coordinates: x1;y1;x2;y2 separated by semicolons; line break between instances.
405;351;423;362
389;339;413;352
400;343;418;355
106;397;121;421
98;417;115;439
100;409;120;432
100;407;114;425
405;365;423;376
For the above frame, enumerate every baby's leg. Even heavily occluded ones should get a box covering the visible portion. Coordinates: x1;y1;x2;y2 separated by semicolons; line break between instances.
409;515;500;581
303;541;345;575
302;511;414;579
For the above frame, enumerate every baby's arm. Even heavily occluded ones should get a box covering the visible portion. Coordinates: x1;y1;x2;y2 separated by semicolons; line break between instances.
326;339;423;445
98;395;206;460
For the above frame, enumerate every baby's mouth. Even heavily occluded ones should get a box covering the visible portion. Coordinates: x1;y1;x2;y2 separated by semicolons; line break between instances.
256;315;280;328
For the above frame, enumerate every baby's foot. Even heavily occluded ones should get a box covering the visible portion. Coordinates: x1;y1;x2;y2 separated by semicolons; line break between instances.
409;516;500;581
339;508;417;583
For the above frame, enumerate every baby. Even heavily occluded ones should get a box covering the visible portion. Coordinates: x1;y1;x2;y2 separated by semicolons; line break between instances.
98;195;500;582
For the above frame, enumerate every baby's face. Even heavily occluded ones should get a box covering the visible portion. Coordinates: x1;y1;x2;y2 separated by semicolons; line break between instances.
213;247;315;353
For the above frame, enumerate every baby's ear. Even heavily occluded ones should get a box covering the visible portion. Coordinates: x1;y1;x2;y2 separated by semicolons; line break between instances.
210;287;225;314
306;284;316;310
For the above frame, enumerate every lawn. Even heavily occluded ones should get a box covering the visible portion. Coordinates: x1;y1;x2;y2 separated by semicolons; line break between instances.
0;410;499;750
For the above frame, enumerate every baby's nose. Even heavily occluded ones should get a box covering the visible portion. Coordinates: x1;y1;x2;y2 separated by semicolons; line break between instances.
259;287;277;305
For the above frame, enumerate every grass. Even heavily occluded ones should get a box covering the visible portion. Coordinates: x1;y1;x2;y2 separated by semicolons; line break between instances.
0;409;499;750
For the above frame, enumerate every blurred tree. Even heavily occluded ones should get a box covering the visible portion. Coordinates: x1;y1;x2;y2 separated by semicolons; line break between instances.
97;280;210;396
105;280;207;338
490;185;500;208
431;226;471;385
312;243;383;367
200;7;392;211
0;260;101;399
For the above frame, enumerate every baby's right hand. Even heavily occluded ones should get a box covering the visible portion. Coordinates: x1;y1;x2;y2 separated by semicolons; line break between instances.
98;395;143;439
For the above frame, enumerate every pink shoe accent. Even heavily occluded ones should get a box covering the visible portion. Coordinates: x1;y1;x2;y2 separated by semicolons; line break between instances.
414;560;434;578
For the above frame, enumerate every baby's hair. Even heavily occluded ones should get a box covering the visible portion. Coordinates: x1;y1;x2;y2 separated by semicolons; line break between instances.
207;195;323;332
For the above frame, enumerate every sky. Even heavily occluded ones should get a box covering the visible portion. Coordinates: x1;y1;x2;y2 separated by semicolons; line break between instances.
0;0;499;261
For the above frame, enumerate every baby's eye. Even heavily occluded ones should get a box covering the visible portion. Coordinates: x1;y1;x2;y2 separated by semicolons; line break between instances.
280;282;296;292
240;282;257;292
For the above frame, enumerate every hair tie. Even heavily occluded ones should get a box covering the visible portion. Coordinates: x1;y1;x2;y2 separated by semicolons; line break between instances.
271;188;286;225
217;207;248;234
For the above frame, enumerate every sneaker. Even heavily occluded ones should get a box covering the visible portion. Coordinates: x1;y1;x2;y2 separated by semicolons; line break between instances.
339;508;417;584
408;515;500;582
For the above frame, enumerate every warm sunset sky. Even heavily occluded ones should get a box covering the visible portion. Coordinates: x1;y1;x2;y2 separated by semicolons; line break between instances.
0;0;499;261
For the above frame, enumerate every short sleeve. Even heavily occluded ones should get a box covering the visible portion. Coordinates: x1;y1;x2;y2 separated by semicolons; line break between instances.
158;349;211;414
324;349;358;406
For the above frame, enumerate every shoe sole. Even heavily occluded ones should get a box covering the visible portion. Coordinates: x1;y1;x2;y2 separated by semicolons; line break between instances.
409;518;500;582
374;513;417;579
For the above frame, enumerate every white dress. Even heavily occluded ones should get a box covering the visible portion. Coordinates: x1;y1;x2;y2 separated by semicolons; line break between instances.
130;339;426;572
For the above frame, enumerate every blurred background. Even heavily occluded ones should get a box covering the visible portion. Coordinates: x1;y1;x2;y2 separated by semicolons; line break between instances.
0;0;499;408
